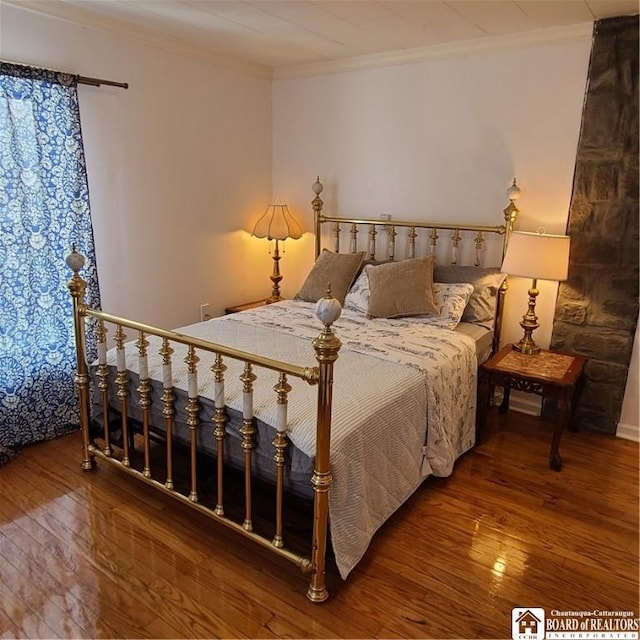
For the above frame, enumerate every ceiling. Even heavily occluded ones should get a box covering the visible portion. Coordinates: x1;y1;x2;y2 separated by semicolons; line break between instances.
8;0;640;77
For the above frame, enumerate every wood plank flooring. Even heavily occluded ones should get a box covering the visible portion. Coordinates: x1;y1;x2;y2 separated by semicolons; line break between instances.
0;409;638;639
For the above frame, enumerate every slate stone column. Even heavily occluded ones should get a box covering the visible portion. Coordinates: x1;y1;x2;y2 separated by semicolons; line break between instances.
551;15;639;434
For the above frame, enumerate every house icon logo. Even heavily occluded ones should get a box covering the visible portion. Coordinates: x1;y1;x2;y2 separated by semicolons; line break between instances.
512;607;545;640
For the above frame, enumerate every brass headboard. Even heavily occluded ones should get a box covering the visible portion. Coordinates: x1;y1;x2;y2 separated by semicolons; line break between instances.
310;177;520;353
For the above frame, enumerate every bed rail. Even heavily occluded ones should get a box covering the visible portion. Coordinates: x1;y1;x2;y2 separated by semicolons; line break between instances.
312;177;520;353
66;249;341;602
312;177;517;263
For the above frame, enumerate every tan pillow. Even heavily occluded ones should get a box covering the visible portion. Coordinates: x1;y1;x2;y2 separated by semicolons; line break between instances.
296;250;365;305
366;256;439;319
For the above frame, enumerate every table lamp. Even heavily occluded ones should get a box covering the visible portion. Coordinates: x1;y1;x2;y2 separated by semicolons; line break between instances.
252;199;302;303
501;229;570;355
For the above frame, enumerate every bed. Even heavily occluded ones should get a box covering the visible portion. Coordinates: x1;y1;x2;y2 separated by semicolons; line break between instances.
66;178;519;602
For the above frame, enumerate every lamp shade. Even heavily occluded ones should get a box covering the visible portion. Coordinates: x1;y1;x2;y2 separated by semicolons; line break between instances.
252;200;302;241
501;230;570;282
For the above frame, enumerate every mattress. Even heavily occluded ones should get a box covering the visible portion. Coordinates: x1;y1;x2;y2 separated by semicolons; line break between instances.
456;321;494;364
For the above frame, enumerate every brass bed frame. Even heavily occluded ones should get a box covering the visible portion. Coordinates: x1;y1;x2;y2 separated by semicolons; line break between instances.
67;179;519;602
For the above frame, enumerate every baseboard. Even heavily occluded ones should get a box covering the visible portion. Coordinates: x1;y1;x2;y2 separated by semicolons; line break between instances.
492;389;541;416
493;389;639;440
616;422;640;442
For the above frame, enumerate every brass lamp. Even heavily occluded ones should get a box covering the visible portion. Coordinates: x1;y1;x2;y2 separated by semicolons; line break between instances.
501;229;570;355
252;199;302;303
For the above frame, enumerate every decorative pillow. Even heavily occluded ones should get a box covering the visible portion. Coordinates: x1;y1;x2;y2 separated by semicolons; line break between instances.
296;249;365;305
343;260;401;313
344;269;370;313
365;256;439;319
353;258;392;281
434;266;506;330
346;275;473;330
421;282;474;330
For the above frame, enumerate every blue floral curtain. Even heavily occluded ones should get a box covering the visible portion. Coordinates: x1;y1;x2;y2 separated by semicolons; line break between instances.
0;63;101;465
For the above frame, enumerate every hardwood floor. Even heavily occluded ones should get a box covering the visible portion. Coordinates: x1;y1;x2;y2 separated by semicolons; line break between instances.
1;409;638;639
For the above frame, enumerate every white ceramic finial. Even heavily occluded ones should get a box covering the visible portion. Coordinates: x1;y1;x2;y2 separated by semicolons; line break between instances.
65;245;86;273
315;286;342;326
312;176;324;196
507;178;521;201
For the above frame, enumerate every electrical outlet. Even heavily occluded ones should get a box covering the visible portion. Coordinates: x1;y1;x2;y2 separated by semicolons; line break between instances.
380;214;391;230
200;303;211;322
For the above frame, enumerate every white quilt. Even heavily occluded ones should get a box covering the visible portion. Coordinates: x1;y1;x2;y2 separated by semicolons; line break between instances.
105;300;477;578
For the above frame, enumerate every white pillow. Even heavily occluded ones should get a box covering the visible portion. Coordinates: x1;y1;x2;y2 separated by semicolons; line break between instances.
423;282;474;330
345;272;473;330
344;269;370;313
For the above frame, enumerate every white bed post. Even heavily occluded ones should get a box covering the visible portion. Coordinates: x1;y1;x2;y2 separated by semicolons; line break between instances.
65;247;94;471
307;289;342;603
312;177;324;260
494;178;521;352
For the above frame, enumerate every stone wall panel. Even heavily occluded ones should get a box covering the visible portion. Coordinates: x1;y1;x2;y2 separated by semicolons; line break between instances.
581;92;626;148
599;202;635;241
570;237;619;266
571;328;633;364
555;301;588;325
623;155;639;198
551;15;638;434
585;360;629;385
566;202;595;234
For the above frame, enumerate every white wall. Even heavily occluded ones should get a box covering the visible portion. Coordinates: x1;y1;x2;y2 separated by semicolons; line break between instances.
1;4;273;328
272;39;593;351
618;323;639;441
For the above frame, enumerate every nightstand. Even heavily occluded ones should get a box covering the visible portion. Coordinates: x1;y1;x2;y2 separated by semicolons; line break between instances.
224;299;269;314
479;345;587;471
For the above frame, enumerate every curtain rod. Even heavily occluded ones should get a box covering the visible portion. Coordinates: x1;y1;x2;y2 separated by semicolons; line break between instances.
1;59;128;89
77;75;128;89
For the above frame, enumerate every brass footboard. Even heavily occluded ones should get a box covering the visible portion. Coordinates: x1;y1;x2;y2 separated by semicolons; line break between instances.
66;249;341;603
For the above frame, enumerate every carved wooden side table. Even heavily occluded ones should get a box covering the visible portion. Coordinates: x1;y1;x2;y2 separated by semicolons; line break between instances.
479;345;588;471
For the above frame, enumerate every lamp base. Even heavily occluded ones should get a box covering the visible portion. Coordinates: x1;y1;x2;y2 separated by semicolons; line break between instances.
513;278;541;355
512;339;541;355
267;240;283;302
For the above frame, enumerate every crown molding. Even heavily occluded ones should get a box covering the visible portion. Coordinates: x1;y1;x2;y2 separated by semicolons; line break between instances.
3;0;271;80
273;22;595;80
